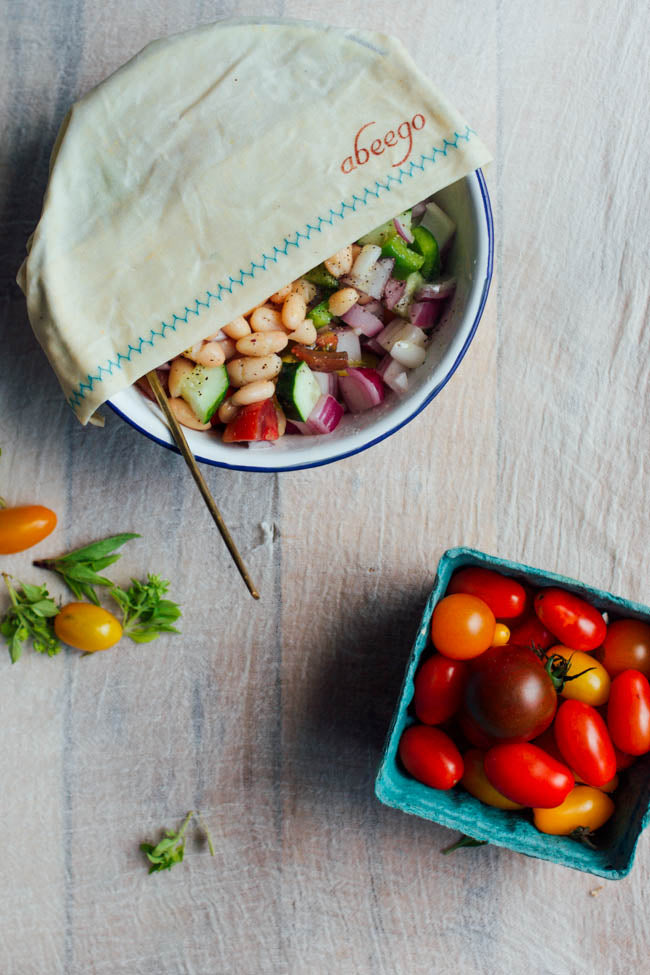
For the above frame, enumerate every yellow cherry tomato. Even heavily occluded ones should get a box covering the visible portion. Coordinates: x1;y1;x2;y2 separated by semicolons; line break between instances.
54;602;122;652
431;594;496;660
533;785;614;835
549;645;611;706
492;623;511;647
0;505;57;554
573;771;619;793
460;749;524;810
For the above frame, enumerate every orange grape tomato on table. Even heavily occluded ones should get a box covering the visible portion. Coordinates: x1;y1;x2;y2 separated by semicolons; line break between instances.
546;646;611;706
0;505;57;554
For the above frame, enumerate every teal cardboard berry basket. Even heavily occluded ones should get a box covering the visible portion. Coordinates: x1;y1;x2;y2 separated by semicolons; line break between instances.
374;547;650;878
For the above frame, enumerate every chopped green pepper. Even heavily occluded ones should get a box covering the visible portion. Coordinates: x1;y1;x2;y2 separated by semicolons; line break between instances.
303;264;339;289
307;299;334;329
380;236;425;280
412;225;440;280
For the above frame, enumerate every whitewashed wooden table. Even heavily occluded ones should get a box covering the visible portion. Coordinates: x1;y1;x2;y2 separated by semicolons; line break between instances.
2;2;649;972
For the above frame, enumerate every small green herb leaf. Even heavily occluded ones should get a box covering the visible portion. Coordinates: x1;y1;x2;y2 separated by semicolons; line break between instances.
34;533;140;604
1;574;61;663
141;811;214;874
111;574;181;643
441;835;488;855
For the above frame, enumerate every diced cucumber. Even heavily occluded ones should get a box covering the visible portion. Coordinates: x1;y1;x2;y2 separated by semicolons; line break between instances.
308;299;334;329
419;201;456;253
393;271;424;318
276;361;321;421
179;363;229;423
304;264;339;289
358;210;412;248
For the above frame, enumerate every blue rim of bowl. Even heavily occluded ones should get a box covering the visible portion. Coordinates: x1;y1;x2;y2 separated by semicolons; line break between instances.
108;169;494;473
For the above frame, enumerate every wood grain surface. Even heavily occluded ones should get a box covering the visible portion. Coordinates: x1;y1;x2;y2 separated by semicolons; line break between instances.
1;2;649;973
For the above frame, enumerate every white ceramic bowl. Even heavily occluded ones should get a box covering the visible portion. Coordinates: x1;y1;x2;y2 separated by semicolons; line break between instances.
109;171;493;472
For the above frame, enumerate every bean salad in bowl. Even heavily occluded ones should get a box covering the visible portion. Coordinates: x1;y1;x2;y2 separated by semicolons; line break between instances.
112;171;493;471
138;198;459;443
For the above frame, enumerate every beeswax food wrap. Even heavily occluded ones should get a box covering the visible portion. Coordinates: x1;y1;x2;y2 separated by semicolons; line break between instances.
17;18;491;424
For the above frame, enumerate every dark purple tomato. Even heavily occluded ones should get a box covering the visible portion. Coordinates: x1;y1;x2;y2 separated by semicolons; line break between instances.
463;645;557;742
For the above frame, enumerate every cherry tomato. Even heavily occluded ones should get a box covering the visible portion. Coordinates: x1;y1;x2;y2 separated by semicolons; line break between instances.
463;645;557;742
508;614;555;652
595;620;650;678
431;594;496;660
54;603;123;652
531;726;565;763
573;771;619;793
614;746;636;771
533;785;614;836
457;710;499;749
491;623;511;647
447;568;526;619
553;699;616;787
413;654;468;725
607;670;650;756
534;588;606;652
0;505;57;554
484;743;574;808
547;645;611;706
460;749;524;810
222;399;279;443
398;725;463;790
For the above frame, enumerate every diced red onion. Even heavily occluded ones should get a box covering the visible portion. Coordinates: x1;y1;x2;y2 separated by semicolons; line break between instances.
341;303;384;337
313;371;338;397
390;341;427;369
383;277;406;311
362;299;385;319
287;395;344;435
351;244;382;278
363;337;385;357
338;367;385;414
377;355;409;394
377;319;426;353
415;278;457;300
345;257;394;300
410;201;427;224
393;216;414;244
333;328;361;362
409;300;443;330
306;394;344;434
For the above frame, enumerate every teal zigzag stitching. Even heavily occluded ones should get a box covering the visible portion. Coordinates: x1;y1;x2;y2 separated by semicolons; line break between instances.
68;126;476;409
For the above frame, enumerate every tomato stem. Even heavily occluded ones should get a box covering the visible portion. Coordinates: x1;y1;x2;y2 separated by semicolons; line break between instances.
569;826;598;849
543;653;596;692
441;835;488;854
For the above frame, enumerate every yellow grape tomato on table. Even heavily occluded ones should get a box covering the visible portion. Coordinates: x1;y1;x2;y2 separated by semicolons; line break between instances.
54;603;123;652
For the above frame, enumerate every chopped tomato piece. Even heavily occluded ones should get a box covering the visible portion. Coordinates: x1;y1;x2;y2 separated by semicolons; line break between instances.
290;345;349;372
222;399;279;443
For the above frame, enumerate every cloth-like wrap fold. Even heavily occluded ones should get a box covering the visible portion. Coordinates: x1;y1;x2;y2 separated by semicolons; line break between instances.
17;18;491;423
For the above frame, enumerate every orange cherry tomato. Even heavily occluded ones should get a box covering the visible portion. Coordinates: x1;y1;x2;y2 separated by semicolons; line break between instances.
547;645;611;706
460;749;524;810
431;594;496;660
595;619;650;678
54;603;123;652
533;785;614;836
0;505;57;554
